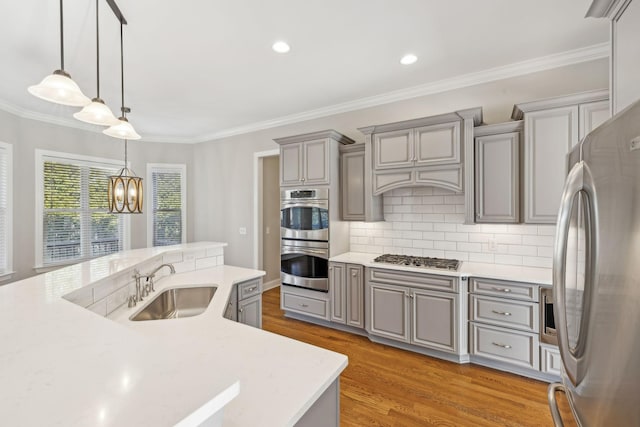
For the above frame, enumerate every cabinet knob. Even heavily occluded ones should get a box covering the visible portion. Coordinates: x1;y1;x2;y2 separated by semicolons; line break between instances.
351;272;357;277
300;178;306;182
239;308;244;313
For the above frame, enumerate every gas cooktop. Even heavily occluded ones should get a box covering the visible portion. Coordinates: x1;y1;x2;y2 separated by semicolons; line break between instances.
373;254;460;271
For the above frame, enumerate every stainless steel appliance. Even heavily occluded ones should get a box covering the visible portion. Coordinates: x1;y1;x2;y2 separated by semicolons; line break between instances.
548;99;640;426
280;188;329;241
540;287;557;346
373;254;460;271
280;240;329;292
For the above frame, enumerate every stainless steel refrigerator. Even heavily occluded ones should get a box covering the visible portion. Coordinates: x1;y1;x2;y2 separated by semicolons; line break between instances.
548;98;640;426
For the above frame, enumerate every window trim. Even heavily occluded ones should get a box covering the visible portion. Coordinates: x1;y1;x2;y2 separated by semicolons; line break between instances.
34;149;131;268
0;142;13;278
146;163;187;248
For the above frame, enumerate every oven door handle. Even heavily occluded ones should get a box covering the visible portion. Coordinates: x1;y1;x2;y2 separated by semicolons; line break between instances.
281;246;329;259
280;201;328;210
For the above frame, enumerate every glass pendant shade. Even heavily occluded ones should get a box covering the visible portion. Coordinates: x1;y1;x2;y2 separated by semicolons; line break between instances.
73;98;119;126
103;117;141;140
108;168;143;213
28;70;90;107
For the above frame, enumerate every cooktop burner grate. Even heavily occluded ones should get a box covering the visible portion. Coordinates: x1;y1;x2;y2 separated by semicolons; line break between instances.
373;254;460;271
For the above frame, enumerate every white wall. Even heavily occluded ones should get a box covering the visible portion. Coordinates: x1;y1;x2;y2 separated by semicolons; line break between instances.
0;111;195;281
192;59;608;268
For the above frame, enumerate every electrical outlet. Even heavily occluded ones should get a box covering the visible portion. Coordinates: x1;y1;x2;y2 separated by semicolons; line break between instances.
265;226;270;235
488;238;498;251
239;227;247;235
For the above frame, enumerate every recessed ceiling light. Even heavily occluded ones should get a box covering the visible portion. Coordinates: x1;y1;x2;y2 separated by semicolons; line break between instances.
272;41;291;53
400;54;418;65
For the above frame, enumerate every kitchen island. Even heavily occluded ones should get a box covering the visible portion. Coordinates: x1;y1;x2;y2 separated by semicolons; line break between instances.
0;243;347;426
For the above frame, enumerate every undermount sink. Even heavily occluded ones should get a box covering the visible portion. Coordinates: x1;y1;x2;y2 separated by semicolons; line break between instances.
130;286;217;321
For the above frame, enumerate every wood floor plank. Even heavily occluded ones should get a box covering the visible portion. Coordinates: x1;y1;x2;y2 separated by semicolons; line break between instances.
262;286;569;426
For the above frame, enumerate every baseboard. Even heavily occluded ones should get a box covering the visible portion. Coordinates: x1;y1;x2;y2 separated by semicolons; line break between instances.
262;279;280;292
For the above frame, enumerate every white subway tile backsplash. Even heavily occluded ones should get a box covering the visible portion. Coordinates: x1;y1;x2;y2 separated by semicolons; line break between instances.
163;252;183;264
348;188;558;268
106;286;129;314
195;256;219;270
206;247;224;257
88;299;107;316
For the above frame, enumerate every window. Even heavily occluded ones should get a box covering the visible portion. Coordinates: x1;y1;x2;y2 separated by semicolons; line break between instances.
147;164;186;247
0;142;12;276
36;150;129;267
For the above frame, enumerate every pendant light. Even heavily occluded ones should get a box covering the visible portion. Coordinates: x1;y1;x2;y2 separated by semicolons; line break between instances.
28;0;90;107
108;138;143;213
74;0;119;126
103;18;141;140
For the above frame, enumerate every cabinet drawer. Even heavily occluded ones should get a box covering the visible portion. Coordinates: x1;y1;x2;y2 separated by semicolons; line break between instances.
369;268;457;292
282;291;329;320
470;295;539;333
470;277;538;301
238;279;262;300
470;323;539;370
540;344;562;376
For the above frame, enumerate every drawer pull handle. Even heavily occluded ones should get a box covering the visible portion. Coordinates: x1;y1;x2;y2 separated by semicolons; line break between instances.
492;310;512;316
245;286;257;293
300;303;309;308
492;342;512;349
492;287;511;293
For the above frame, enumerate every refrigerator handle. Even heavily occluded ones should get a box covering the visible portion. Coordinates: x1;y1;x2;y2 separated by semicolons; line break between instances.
553;160;597;387
547;383;567;427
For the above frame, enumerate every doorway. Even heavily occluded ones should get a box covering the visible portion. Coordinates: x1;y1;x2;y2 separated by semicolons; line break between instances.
253;150;280;290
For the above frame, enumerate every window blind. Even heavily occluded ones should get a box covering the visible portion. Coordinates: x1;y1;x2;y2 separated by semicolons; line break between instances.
0;145;9;273
150;166;185;247
42;158;125;265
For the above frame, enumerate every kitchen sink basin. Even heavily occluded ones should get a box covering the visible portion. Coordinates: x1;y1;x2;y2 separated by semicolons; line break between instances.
130;286;217;321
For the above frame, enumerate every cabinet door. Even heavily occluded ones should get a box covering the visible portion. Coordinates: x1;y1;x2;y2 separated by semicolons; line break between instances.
341;151;365;220
579;100;610;140
303;139;330;185
411;288;458;353
238;294;262;329
329;262;346;324
414;122;461;166
524;106;578;223
367;282;410;343
475;132;520;223
373;129;414;170
346;264;364;328
280;143;303;186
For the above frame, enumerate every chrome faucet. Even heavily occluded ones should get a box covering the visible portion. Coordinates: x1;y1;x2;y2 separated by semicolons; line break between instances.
144;263;176;293
128;264;175;308
129;269;144;307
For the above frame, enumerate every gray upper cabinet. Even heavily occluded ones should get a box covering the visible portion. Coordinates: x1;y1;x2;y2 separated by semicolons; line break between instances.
275;130;354;187
588;0;640;114
339;144;384;222
512;90;609;224
359;108;482;196
474;122;522;224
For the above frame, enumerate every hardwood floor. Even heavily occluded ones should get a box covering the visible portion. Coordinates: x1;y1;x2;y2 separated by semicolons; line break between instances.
262;286;576;426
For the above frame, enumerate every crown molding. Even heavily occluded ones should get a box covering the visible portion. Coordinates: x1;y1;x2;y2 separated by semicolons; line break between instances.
1;43;609;145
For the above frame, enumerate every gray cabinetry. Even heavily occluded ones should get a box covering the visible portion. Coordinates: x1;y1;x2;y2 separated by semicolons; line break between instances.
329;262;364;328
281;284;330;320
339;144;384;222
512;90;609;224
224;278;263;328
366;268;461;354
275;130;354;187
359;108;482;196
473;122;522;223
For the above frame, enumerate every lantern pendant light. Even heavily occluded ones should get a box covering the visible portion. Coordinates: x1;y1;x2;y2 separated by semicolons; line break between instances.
108;137;143;214
28;0;90;107
103;19;141;140
74;0;119;126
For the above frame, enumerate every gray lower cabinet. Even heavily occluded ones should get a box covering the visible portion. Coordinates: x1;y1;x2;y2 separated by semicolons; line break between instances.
329;262;364;328
366;271;459;354
474;122;522;223
224;278;262;328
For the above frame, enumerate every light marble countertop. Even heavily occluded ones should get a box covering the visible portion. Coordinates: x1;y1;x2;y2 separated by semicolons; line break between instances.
0;243;348;427
329;252;553;286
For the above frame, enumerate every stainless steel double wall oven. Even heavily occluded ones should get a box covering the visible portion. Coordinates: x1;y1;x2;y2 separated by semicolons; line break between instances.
280;188;330;292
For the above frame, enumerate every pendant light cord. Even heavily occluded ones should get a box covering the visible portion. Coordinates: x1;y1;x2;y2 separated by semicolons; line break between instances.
124;139;128;169
59;0;64;70
95;0;100;98
120;20;125;117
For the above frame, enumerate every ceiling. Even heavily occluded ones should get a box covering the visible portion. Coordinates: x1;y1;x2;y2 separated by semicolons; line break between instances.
1;0;608;143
